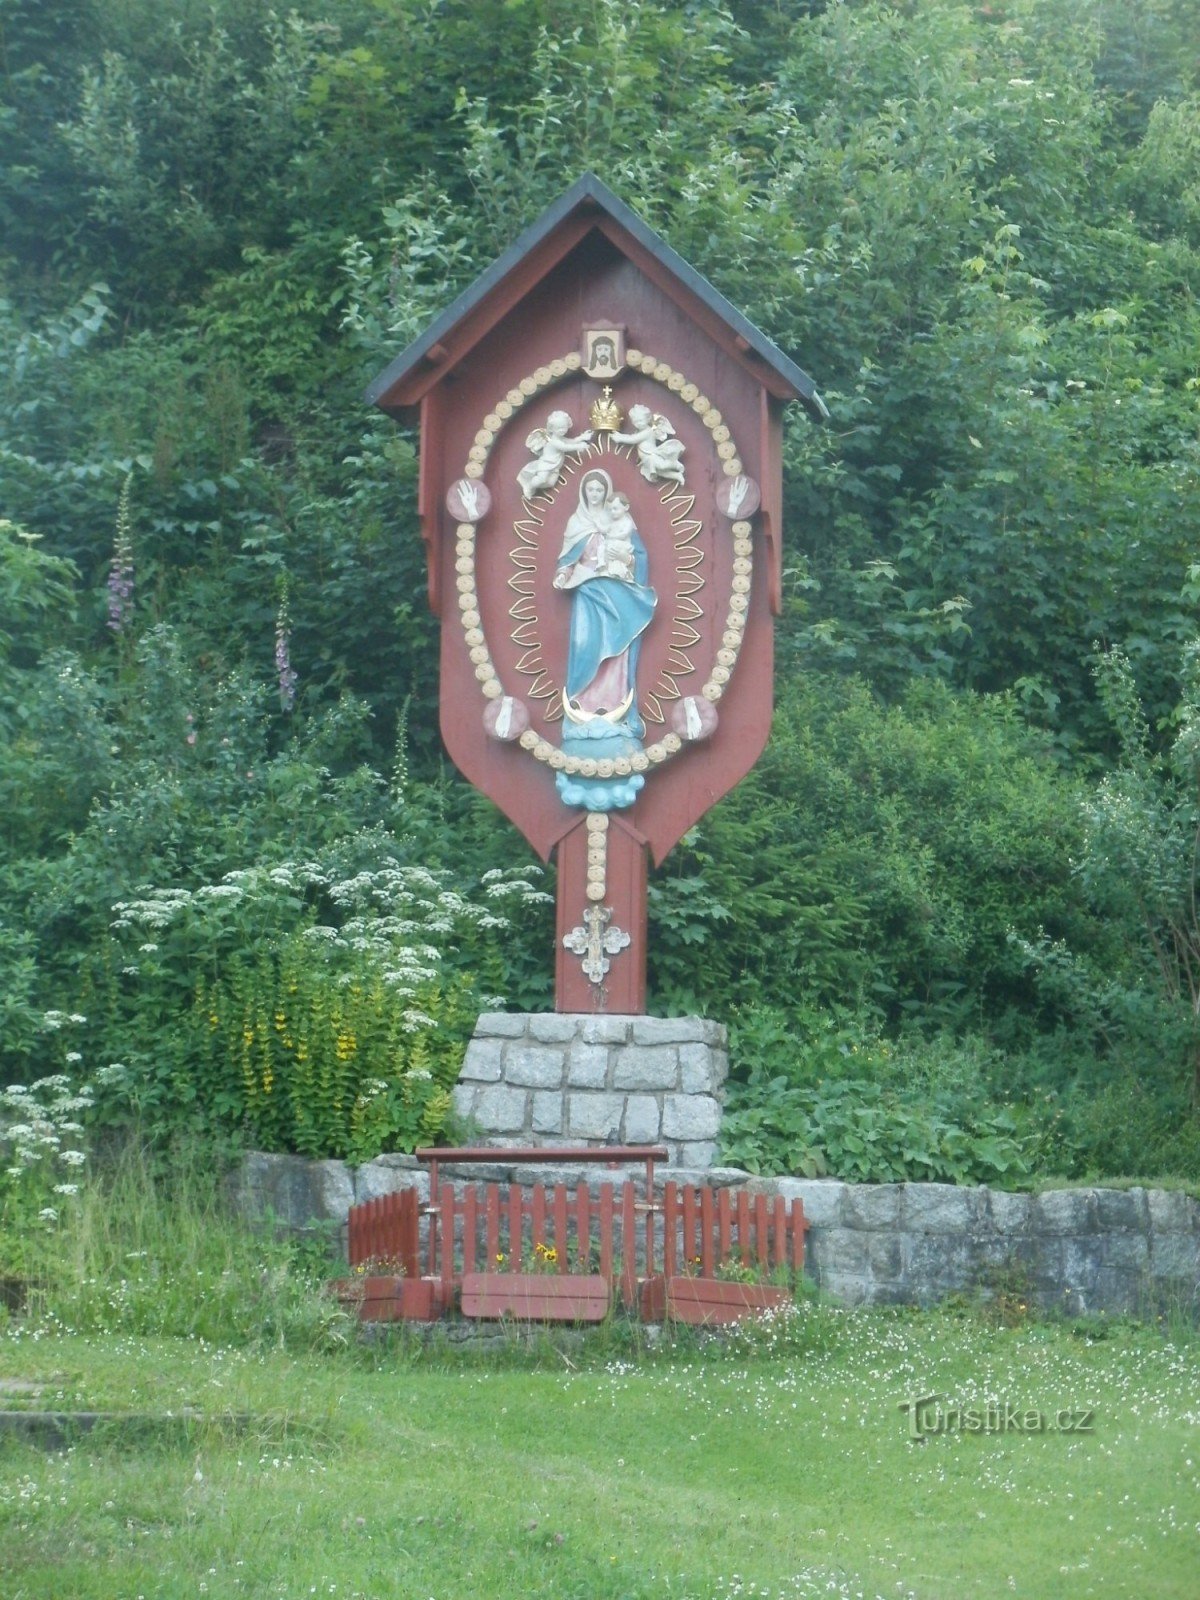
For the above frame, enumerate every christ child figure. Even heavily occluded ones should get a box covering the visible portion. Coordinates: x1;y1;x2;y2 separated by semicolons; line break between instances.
602;493;637;582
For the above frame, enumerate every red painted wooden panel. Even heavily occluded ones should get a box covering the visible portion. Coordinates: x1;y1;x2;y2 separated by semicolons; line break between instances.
460;1272;610;1322
356;1277;439;1323
772;1195;786;1270
663;1277;792;1326
531;1182;547;1256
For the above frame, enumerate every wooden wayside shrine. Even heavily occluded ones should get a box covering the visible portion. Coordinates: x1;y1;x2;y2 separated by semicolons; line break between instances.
368;175;824;1013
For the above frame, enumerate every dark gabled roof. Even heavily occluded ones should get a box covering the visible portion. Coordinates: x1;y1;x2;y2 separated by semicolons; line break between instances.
365;172;827;422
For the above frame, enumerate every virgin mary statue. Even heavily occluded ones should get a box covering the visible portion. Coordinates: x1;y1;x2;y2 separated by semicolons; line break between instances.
553;468;656;739
551;468;657;810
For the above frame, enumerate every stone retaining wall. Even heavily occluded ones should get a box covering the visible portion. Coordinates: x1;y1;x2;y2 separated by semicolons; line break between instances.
451;1012;728;1167
229;1153;1200;1319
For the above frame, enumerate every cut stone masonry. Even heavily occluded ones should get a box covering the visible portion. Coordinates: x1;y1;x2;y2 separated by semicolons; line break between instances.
451;1013;727;1167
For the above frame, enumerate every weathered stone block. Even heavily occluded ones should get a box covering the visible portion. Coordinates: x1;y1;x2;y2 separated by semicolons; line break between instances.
631;1017;707;1046
471;1084;528;1133
451;1083;477;1122
527;1014;583;1044
903;1234;976;1291
678;1041;727;1094
1090;1267;1139;1316
842;1185;901;1229
567;1092;625;1140
1036;1189;1096;1232
674;1141;718;1169
866;1233;904;1282
613;1046;678;1091
765;1178;845;1228
815;1271;874;1307
1147;1190;1198;1232
458;1039;504;1083
233;1151;356;1228
661;1094;722;1140
354;1155;423;1205
531;1091;565;1136
504;1044;566;1089
903;1183;983;1234
809;1226;870;1277
622;1094;661;1143
1149;1232;1200;1279
578;1015;633;1045
565;1042;610;1088
987;1190;1034;1232
1062;1237;1101;1295
474;1012;529;1038
1101;1231;1150;1271
1095;1188;1149;1231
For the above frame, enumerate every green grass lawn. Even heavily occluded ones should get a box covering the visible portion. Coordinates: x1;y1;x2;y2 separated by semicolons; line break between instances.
1;1308;1197;1599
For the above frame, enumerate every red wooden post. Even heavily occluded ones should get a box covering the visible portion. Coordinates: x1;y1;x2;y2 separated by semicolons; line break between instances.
575;1184;591;1274
791;1199;807;1273
663;1182;678;1279
620;1184;638;1308
699;1188;715;1278
717;1188;733;1265
439;1183;456;1297
507;1184;523;1268
485;1186;501;1267
553;1184;570;1271
598;1186;615;1285
736;1189;751;1266
531;1182;547;1253
462;1185;478;1278
753;1193;769;1270
682;1185;697;1270
772;1194;787;1272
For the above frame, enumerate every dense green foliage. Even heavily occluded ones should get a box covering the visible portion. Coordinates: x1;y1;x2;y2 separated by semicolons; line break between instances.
2;0;1199;1181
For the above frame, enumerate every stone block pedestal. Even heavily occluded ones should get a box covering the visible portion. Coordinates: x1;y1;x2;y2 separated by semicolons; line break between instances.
451;1013;728;1168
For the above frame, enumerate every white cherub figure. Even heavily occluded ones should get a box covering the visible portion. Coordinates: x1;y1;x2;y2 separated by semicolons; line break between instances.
603;493;637;581
612;404;686;487
517;410;594;499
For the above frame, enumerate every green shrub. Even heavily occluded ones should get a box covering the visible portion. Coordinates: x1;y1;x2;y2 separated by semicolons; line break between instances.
101;849;549;1156
720;1073;1031;1186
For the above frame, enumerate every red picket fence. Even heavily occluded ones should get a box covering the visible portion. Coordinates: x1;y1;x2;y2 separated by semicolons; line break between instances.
430;1176;646;1307
347;1188;420;1278
342;1166;807;1323
659;1181;806;1279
